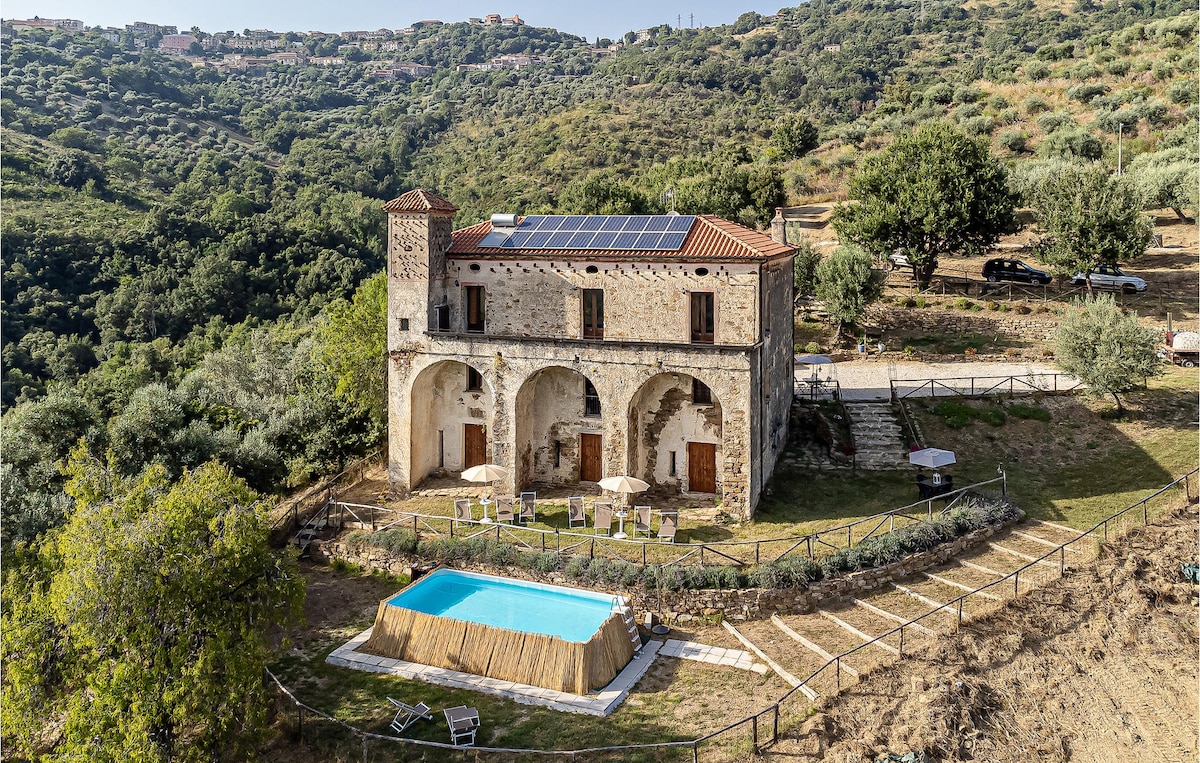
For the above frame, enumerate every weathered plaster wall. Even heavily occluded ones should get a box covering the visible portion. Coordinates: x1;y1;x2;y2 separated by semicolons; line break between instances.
410;360;494;483
628;373;724;491
514;366;605;485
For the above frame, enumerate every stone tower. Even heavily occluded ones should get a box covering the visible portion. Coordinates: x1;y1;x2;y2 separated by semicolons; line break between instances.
382;189;457;490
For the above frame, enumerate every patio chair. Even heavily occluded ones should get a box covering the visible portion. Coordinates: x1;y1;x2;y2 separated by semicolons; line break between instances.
633;505;652;538
519;491;537;524
444;705;480;746
495;495;515;524
452;498;472;526
657;511;678;544
567;496;586;528
387;697;433;734
593;499;612;536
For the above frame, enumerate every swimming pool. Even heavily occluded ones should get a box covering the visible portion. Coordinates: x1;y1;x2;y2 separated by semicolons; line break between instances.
386;569;618;643
362;569;637;695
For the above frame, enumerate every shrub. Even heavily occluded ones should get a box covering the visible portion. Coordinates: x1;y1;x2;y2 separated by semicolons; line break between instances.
529;551;559;573
368;528;419;555
952;297;974;310
805;341;821;353
1008;403;1052;422
565;556;587;579
933;399;978;428
977;407;1007;426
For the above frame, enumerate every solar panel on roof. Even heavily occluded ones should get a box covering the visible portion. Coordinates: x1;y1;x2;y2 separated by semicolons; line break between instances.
613;231;640;248
667;215;693;231
488;215;694;251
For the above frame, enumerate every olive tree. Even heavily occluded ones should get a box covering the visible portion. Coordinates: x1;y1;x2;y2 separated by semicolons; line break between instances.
832;121;1017;288
814;245;885;335
1;456;304;761
1055;294;1162;413
1031;164;1154;288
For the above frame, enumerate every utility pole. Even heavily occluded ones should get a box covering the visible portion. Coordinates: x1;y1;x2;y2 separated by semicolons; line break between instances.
677;14;682;30
690;13;694;28
1117;122;1124;176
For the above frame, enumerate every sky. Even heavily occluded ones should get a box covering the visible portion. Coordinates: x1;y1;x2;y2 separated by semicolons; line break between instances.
2;0;787;42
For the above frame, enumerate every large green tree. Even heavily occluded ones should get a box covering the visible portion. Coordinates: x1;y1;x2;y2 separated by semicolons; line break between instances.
1055;294;1162;413
1032;164;1155;287
814;245;885;334
1;456;304;761
315;270;388;425
832;121;1018;288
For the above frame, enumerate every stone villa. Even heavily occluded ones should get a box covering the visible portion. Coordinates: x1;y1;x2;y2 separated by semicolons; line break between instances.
384;189;796;519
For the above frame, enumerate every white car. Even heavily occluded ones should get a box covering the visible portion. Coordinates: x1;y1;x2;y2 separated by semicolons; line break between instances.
1072;264;1147;293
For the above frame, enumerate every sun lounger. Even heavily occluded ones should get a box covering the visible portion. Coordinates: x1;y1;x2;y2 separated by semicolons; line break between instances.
519;491;537;523
593;500;612;535
452;498;472;526
495;495;515;523
568;496;586;528
633;505;652;537
658;510;678;543
387;698;433;733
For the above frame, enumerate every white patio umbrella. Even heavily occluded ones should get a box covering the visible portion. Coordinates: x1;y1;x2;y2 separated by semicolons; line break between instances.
908;448;957;468
794;354;833;382
909;448;956;484
461;464;509;522
597;475;651;539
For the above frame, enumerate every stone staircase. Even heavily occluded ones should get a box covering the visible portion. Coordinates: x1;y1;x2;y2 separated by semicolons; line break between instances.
844;401;909;470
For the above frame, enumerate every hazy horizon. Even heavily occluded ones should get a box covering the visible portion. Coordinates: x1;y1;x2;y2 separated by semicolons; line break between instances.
2;0;786;42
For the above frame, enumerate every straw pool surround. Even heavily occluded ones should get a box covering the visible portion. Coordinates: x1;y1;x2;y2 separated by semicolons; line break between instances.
386;569;618;643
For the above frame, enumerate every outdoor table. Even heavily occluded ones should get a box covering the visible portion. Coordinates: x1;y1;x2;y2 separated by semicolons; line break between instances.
478;498;494;524
612;509;629;540
917;476;954;498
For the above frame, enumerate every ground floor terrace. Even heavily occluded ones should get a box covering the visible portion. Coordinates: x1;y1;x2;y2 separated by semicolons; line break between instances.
387;336;789;519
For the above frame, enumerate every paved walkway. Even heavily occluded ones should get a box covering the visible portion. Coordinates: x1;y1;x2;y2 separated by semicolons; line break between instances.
659;639;768;674
327;627;662;717
799;359;1074;401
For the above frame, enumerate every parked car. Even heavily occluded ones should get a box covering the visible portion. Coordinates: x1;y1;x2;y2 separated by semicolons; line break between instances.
982;258;1052;285
1072;264;1147;293
886;251;911;271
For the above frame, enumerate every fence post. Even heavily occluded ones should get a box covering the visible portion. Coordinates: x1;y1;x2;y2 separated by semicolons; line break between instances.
836;656;842;691
927;500;933;521
1014;570;1019;598
847;525;852;548
541;533;546;552
298;705;304;740
362;735;368;763
773;704;779;742
590;538;595;559
1060;547;1065;575
1142;501;1148;525
692;741;699;763
1103;519;1108;541
752;714;759;752
898;626;904;658
643;543;647;567
700;546;704;566
956;599;963;631
807;537;813;560
755;542;760;565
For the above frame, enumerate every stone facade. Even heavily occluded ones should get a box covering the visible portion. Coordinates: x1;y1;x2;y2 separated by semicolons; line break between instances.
383;191;796;518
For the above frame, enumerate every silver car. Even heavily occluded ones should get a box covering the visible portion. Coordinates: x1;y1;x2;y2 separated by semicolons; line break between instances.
1072;264;1147;293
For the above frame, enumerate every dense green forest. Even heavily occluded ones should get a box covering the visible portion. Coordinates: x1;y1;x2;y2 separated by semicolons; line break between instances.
2;0;1196;541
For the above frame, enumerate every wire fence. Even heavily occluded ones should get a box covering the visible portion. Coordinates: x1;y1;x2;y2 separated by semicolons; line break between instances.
324;475;1006;571
268;468;1197;761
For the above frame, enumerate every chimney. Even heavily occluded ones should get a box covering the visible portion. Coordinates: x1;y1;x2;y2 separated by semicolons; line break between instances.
770;207;787;245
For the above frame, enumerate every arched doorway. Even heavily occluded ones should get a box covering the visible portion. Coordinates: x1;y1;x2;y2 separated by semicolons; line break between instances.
409;360;494;487
514;366;605;488
627;373;723;494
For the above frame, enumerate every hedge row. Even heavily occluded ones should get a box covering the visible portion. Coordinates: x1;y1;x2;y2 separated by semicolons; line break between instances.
344;494;1017;591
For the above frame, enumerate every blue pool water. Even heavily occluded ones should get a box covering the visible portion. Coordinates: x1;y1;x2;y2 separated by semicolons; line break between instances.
386;569;618;643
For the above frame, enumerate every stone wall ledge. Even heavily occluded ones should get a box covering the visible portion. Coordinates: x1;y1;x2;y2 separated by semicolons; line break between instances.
311;509;1023;624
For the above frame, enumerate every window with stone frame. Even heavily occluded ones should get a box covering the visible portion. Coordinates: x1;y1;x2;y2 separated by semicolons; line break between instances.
584;379;601;417
692;378;713;405
464;285;485;332
690;291;715;344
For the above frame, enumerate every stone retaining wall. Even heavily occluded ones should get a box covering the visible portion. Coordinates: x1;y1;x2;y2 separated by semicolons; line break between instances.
311;510;1021;625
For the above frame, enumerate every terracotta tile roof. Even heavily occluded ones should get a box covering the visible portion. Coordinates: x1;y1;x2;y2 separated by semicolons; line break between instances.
448;215;794;261
382;189;458;213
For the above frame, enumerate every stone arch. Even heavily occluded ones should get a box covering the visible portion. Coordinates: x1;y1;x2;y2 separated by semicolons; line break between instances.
626;372;724;494
514;365;606;488
409;359;495;487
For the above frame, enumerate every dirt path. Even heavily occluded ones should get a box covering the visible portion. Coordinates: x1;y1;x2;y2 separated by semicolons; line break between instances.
766;507;1199;762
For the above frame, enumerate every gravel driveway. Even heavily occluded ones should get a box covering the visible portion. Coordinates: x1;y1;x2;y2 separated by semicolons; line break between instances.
796;358;1078;400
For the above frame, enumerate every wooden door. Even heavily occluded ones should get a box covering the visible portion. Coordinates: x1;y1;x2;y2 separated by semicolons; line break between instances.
463;424;486;469
687;442;717;493
580;433;602;482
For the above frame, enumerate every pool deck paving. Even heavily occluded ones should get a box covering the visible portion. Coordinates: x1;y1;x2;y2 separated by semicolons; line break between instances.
658;639;769;674
327;627;663;716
